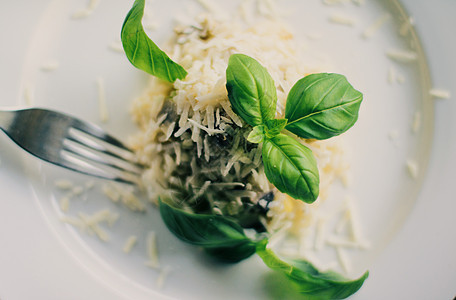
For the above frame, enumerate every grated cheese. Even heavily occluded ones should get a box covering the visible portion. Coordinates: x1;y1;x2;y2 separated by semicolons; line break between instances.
102;184;121;203
60;215;87;230
387;65;405;85
23;84;34;106
329;13;356;26
197;0;222;14
336;247;351;273
388;129;400;147
61;209;118;242
102;183;146;212
314;217;327;251
108;40;124;53
386;49;418;63
387;66;396;84
40;59;60;72
351;0;365;5
156;265;172;289
362;13;390;39
411;111;421;134
323;0;349;5
145;231;160;269
430;88;451;99
220;101;243;127
123;235;138;253
256;0;281;19
71;0;100;19
60;197;70;212
54;179;75;190
327;235;368;249
399;17;415;37
406;159;419;179
188;119;224;135
345;196;363;243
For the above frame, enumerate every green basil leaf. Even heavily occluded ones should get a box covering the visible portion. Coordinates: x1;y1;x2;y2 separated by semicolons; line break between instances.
256;240;369;299
247;125;265;144
159;200;257;262
262;133;319;203
121;0;187;82
226;54;277;126
265;118;287;138
285;73;362;140
205;242;258;263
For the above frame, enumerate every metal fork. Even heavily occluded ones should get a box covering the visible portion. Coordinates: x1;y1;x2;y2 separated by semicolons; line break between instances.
0;107;143;184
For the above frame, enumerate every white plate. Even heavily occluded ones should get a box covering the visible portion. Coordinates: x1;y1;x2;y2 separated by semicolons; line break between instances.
1;1;455;299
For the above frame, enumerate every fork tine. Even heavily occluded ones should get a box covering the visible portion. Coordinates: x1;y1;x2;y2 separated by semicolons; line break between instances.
66;128;143;172
71;118;132;152
62;139;142;177
59;150;140;184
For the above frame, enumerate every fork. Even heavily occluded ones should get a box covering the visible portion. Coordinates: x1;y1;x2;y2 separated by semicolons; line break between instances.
0;107;143;184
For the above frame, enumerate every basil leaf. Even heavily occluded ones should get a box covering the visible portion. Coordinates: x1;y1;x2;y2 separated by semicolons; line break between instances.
256;240;369;299
247;125;265;144
121;0;187;82
226;54;277;126
285;73;362;140
262;133;319;203
264;118;287;138
205;242;258;263
159;200;257;262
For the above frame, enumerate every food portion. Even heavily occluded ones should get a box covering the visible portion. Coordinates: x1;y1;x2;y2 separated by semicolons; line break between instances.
122;0;367;298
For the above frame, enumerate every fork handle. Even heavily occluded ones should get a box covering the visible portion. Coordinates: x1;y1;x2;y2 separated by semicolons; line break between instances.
0;110;16;132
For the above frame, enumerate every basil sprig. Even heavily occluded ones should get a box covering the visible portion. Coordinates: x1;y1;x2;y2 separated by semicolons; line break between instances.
256;240;369;299
121;0;187;82
159;200;368;299
226;54;362;204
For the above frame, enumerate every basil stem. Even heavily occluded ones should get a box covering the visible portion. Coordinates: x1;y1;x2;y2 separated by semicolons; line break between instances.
159;200;257;262
262;133;319;203
264;118;288;139
256;240;369;300
285;73;362;140
247;125;266;144
226;54;277;126
121;0;187;82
